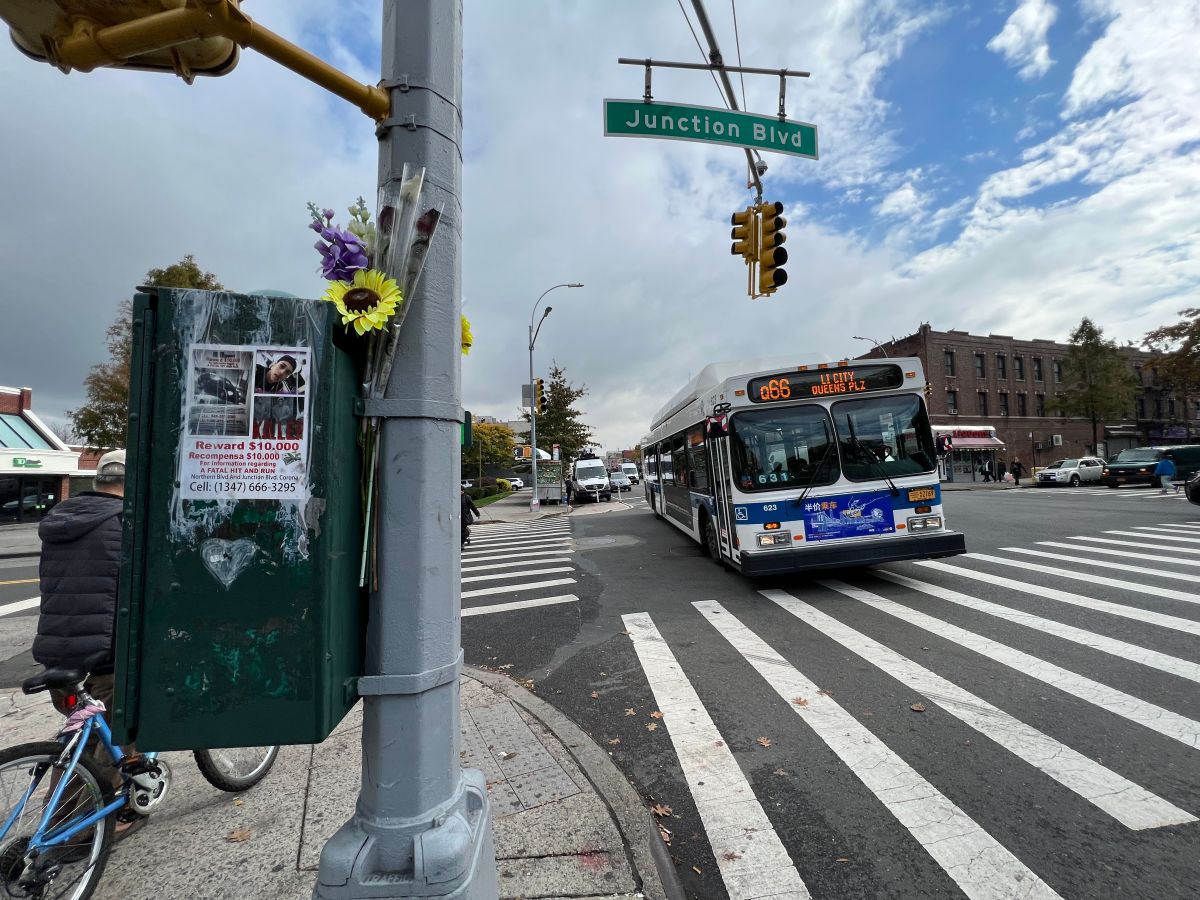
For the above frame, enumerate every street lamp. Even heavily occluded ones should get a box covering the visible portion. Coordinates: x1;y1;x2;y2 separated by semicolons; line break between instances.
529;283;583;511
852;335;889;357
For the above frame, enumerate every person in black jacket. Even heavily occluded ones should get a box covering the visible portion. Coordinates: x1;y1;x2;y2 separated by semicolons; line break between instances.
461;488;480;546
34;449;134;802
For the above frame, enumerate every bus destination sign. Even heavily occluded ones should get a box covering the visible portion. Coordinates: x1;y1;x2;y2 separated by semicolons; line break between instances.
747;364;904;403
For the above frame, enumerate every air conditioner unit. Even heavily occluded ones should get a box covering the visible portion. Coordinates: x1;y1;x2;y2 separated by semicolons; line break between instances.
1052;434;1063;446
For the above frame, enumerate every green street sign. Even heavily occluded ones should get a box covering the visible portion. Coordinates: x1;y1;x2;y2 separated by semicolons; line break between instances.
604;99;818;159
460;410;473;449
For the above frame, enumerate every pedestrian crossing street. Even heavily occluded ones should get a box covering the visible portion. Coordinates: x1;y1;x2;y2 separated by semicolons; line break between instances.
1007;486;1191;501
459;518;579;618
623;519;1200;900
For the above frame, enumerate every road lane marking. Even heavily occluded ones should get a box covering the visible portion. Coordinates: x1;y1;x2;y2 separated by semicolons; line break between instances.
0;597;39;617
461;566;573;584
768;585;1194;831
696;600;1061;899
461;577;576;599
915;560;1200;637
878;571;1200;683
1005;547;1200;584
1105;530;1200;544
1037;541;1200;567
0;578;37;587
1066;535;1200;555
462;595;577;617
462;536;572;550
961;553;1200;605
622;611;809;900
461;557;571;573
1126;527;1200;541
460;549;575;564
813;581;1200;750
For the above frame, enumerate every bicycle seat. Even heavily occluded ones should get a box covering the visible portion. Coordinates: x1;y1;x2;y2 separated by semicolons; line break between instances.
21;651;111;695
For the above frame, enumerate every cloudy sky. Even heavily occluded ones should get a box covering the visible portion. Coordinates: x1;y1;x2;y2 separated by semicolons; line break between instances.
1;0;1197;453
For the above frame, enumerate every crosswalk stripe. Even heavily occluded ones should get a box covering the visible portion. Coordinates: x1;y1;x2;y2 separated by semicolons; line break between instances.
1006;547;1200;584
1106;529;1200;544
695;600;1061;899
461;549;573;564
877;571;1200;683
1167;523;1200;529
462;595;578;617
461;577;576;599
764;586;1194;830
461;566;573;584
915;560;1200;637
463;536;572;550
1066;535;1200;555
0;597;39;618
817;581;1200;751
622;611;809;899
472;524;571;535
1127;527;1200;541
962;553;1200;605
461;557;571;573
1037;540;1200;568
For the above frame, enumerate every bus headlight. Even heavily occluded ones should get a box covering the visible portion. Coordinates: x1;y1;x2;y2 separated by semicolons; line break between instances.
907;515;942;532
756;531;791;547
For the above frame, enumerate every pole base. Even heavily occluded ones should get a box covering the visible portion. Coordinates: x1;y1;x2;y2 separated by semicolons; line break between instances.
529;498;540;512
314;768;497;899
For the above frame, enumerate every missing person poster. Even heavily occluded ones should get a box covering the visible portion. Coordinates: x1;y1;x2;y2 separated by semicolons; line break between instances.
180;345;310;500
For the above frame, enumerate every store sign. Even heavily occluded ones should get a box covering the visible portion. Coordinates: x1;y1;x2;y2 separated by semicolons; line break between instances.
12;457;43;469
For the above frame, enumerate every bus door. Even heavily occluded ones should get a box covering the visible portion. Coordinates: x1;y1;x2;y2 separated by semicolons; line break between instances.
663;434;692;528
707;431;734;560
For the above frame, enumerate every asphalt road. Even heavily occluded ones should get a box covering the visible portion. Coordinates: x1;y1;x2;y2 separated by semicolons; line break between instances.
0;556;39;688
460;486;1200;900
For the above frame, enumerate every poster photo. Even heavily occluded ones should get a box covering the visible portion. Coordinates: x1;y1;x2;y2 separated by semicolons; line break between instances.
180;344;311;501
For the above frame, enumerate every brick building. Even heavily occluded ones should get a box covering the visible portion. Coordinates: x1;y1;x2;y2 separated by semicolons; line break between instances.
856;324;1199;479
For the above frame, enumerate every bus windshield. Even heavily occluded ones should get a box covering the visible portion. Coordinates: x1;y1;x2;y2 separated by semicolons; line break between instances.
729;405;839;492
833;395;936;481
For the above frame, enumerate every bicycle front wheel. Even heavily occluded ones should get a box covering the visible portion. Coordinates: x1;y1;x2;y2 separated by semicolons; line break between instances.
0;741;114;900
193;746;279;792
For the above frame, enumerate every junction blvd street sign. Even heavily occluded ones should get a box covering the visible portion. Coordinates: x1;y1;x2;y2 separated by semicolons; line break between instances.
604;99;818;159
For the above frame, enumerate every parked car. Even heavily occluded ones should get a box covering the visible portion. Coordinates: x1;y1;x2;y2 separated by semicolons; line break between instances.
1102;445;1200;488
568;456;611;502
460;479;474;490
1035;457;1105;487
507;477;524;490
608;471;633;492
620;462;640;485
1186;470;1200;506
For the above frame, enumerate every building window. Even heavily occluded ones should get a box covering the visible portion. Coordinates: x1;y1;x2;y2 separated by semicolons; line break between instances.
943;350;956;377
1053;360;1063;382
1136;398;1146;419
1036;394;1045;416
996;355;1007;379
1017;394;1027;417
998;393;1009;416
978;392;989;416
1014;357;1024;379
1169;397;1176;418
1033;358;1043;381
975;354;985;378
1155;398;1163;419
946;390;958;413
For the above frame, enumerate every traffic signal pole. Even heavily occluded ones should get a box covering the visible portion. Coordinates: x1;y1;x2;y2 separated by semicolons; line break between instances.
315;1;497;897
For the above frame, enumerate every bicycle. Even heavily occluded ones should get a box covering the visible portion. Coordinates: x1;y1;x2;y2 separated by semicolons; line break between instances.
0;652;279;900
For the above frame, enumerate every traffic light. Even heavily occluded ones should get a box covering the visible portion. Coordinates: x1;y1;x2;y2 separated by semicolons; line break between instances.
757;201;788;295
534;378;547;415
730;206;758;262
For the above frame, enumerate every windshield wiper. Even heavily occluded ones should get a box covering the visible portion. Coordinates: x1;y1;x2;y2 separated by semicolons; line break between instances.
795;440;838;508
844;415;900;496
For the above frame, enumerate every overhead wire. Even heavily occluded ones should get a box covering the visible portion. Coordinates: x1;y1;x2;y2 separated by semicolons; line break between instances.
675;0;729;108
730;0;747;109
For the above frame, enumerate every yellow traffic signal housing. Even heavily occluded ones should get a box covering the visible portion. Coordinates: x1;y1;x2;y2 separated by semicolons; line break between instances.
757;201;788;295
730;207;758;261
534;378;547;415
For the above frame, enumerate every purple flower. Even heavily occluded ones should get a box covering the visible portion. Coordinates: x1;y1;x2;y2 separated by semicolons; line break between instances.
315;226;369;281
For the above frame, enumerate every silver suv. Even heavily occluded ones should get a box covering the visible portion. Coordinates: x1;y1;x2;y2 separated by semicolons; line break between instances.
1036;457;1105;487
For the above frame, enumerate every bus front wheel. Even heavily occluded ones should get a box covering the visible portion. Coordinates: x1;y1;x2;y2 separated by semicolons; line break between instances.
702;513;723;567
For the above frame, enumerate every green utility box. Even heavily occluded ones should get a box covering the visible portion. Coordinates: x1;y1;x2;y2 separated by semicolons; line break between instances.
113;288;365;750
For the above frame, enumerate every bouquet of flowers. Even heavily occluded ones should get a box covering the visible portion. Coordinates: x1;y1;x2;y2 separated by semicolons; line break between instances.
308;165;470;586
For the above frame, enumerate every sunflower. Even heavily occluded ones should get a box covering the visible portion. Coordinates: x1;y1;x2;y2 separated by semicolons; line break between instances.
461;315;474;355
322;269;402;335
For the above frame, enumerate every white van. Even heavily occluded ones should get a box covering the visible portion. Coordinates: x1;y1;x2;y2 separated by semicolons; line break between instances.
620;462;640;485
569;456;611;502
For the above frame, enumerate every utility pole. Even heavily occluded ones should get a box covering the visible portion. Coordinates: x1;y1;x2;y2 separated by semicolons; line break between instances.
315;1;497;897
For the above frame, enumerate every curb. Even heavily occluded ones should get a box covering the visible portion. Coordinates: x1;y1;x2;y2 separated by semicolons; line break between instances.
465;667;685;900
0;552;38;561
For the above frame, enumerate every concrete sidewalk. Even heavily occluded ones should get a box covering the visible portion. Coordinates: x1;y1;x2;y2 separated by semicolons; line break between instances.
476;489;634;525
0;523;40;560
0;668;673;900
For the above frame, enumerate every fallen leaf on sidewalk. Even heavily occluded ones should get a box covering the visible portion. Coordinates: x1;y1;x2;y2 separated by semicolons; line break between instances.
658;824;672;845
646;722;658;731
650;710;663;719
910;703;927;713
692;866;702;875
225;828;251;843
792;696;809;707
607;737;621;745
650;803;673;817
233;798;243;807
817;689;833;696
625;708;637;716
714;740;724;747
756;736;772;748
590;691;599;699
836;857;850;863
773;768;787;776
723;851;742;862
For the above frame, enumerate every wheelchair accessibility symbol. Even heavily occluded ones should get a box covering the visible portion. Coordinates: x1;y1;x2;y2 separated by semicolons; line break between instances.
734;507;749;522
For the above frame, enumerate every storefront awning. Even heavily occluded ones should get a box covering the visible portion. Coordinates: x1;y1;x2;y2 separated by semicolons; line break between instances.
951;437;1005;449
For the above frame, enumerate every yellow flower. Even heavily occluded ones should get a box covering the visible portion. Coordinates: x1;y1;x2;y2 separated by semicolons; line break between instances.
461;315;474;356
322;269;402;335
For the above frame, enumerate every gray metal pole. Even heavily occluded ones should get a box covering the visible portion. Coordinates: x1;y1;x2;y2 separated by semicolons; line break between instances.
529;322;539;512
314;1;496;897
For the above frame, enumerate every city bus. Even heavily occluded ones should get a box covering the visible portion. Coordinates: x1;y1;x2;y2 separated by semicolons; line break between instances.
641;356;965;576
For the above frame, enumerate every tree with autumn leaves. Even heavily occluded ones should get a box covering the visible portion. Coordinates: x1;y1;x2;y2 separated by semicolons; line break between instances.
69;256;223;448
1144;308;1200;430
526;363;594;462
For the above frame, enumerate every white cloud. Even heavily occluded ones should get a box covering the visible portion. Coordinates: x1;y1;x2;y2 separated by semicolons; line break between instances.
988;0;1059;79
878;183;926;218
